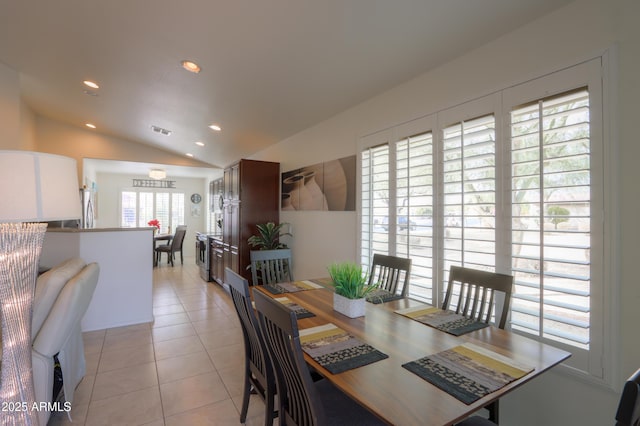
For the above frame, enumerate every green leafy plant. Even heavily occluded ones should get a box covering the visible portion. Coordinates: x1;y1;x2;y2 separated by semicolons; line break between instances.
327;262;378;299
248;222;291;250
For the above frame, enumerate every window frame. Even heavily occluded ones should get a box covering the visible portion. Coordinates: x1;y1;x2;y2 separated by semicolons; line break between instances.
358;56;612;383
119;188;186;234
502;57;606;379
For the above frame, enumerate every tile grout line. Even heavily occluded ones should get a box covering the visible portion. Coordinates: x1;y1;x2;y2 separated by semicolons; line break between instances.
150;313;167;426
80;339;101;425
161;263;224;423
70;261;251;425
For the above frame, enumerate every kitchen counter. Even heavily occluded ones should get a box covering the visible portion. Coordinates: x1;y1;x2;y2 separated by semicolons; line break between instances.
47;226;155;233
40;227;153;331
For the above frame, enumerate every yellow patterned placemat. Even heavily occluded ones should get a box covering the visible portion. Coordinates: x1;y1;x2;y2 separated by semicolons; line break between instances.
402;342;533;404
396;304;489;336
273;296;315;318
299;323;388;374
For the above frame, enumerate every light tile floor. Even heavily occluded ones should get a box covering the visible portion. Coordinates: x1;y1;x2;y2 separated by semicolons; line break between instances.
49;259;268;426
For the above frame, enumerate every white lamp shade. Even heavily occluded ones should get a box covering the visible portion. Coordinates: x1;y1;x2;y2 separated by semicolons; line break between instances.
0;151;81;222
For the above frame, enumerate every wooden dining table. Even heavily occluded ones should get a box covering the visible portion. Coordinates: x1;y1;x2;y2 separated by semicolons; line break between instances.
254;281;571;426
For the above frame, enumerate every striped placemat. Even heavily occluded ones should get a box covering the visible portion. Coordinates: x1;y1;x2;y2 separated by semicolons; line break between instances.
402;343;533;404
395;304;489;336
300;323;388;374
263;280;324;294
273;296;316;319
307;277;334;287
366;289;405;304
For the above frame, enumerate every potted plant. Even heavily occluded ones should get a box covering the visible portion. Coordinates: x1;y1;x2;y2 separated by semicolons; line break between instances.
327;262;378;318
247;223;293;277
248;222;291;250
148;219;160;235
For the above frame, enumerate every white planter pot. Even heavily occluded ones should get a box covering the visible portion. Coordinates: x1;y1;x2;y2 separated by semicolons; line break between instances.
333;293;366;318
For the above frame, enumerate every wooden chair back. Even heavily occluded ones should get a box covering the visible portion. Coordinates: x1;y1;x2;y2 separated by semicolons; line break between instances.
250;249;293;286
616;368;640;426
367;253;412;296
442;265;513;329
253;289;325;426
224;268;276;423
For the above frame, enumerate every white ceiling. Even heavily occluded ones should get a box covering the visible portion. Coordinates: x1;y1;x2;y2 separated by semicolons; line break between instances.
0;0;571;169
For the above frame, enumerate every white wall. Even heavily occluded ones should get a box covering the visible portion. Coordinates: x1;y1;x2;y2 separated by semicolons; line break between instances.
251;0;638;425
34;116;213;184
96;172;208;258
19;98;37;151
615;0;640;394
0;61;23;149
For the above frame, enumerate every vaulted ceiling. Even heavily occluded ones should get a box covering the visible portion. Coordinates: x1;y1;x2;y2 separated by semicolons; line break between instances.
0;0;571;168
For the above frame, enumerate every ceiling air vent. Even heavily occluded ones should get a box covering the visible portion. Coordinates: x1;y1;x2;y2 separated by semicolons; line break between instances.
151;125;172;136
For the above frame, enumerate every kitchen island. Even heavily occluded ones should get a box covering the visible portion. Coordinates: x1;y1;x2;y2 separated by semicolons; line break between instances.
40;227;154;331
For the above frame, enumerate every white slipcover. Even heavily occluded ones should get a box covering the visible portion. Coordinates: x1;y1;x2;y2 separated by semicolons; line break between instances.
31;262;99;425
32;257;86;339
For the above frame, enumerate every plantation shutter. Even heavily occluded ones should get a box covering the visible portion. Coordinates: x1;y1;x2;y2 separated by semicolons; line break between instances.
121;191;137;227
155;193;170;234
361;143;391;271
138;192;154;227
359;58;606;379
441;114;497;282
396;132;435;304
510;88;591;350
171;193;185;232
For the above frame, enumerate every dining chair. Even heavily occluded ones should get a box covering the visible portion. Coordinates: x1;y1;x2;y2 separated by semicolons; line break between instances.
442;265;513;329
615;368;640;426
367;253;412;296
457;416;497;426
155;225;187;266
442;265;514;424
253;289;386;426
250;248;293;286
225;268;277;426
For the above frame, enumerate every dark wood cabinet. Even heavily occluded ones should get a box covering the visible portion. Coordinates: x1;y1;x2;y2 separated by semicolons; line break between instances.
205;178;225;283
209;236;225;284
221;159;279;282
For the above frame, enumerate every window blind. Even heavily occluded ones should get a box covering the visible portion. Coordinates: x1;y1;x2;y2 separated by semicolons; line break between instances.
396;132;434;304
361;144;391;268
510;88;591;349
442;115;497;279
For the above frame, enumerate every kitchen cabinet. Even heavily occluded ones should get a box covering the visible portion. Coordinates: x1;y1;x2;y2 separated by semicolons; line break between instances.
210;178;224;231
209;236;225;284
221;159;279;282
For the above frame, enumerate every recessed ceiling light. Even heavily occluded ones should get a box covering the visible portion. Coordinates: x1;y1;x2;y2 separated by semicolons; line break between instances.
185;153;194;157
195;141;205;147
85;123;96;129
208;124;221;131
83;80;99;89
181;60;201;74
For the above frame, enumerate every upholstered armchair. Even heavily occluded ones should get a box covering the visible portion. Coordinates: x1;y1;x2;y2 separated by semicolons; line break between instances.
31;259;99;425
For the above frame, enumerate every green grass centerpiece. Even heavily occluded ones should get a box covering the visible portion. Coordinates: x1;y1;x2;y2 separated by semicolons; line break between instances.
328;262;377;318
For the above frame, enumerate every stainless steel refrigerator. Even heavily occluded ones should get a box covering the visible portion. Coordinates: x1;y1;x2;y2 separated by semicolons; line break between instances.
80;187;95;228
